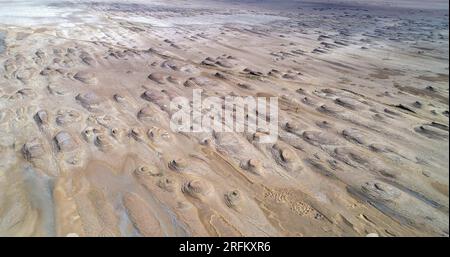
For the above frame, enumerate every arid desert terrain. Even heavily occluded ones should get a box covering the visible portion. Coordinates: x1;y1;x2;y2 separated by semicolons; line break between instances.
0;0;448;236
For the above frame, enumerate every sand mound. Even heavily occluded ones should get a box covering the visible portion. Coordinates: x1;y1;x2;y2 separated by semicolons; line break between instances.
54;131;76;152
74;71;97;85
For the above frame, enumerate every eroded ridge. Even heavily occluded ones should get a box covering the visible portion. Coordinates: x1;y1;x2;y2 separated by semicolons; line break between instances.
0;0;448;237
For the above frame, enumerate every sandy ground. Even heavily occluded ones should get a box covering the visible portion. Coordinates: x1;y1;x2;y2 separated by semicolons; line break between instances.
0;0;448;236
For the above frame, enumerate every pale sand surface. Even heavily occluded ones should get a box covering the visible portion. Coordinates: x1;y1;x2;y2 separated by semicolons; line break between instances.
0;0;448;236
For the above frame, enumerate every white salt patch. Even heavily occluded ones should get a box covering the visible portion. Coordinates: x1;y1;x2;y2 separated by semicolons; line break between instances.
115;13;289;27
0;0;81;26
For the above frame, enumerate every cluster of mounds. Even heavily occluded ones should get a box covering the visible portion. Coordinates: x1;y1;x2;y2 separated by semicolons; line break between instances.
0;0;448;237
